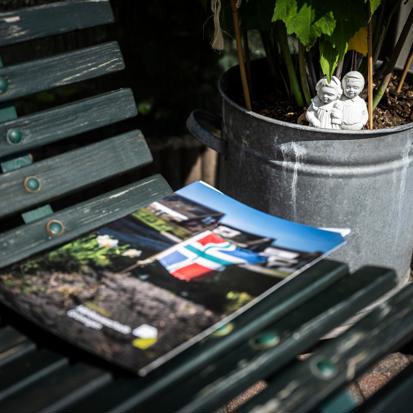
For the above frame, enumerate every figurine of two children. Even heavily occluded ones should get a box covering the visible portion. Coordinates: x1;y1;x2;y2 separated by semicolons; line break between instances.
306;71;368;130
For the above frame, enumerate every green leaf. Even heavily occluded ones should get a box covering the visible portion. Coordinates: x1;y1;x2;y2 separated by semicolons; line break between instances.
273;0;297;23
366;0;381;16
273;0;336;48
313;11;335;37
319;40;341;80
271;1;370;92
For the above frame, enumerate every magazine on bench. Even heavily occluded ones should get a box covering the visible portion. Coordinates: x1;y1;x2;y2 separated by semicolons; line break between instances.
0;182;345;375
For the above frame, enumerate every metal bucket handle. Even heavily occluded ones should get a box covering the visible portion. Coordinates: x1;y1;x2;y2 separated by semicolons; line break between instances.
186;110;226;156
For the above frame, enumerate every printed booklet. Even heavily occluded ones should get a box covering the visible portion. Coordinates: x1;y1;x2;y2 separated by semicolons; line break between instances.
0;182;345;375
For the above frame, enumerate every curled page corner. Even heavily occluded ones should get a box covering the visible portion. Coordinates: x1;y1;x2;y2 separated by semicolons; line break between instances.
320;227;351;237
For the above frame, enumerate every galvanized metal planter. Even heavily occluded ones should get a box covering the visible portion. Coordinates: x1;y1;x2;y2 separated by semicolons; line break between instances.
187;62;413;282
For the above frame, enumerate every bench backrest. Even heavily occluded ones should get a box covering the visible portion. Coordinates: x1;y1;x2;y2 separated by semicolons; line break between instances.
0;0;171;269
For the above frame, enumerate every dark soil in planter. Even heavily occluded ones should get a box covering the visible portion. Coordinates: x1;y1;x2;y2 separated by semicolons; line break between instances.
251;74;412;129
374;76;413;128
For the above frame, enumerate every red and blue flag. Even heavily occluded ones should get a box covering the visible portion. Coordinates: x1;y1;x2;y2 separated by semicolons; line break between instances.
156;231;266;281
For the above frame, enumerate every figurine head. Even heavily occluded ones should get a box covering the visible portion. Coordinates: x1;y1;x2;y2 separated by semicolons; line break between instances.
342;71;365;99
315;76;342;104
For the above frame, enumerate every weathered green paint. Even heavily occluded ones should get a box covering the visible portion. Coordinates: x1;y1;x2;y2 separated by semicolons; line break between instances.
239;268;407;413
22;205;54;224
0;77;8;94
0;58;17;124
0;130;152;219
0;5;175;407
0;42;124;103
0;89;137;159
0;0;114;47
171;267;397;413
320;389;358;413
1;154;32;173
0;175;171;269
0;105;17;123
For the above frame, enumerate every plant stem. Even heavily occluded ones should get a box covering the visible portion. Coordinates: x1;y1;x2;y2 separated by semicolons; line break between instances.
242;28;251;88
368;19;374;130
274;22;304;107
230;0;252;110
396;45;413;94
373;6;413;109
335;58;344;79
373;72;391;109
298;43;311;106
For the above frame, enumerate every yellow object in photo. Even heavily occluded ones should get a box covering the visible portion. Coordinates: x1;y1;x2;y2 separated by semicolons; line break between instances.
132;337;157;350
348;27;368;56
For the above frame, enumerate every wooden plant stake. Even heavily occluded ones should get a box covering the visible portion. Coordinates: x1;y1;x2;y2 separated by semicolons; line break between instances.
367;18;374;130
396;45;413;94
230;0;252;110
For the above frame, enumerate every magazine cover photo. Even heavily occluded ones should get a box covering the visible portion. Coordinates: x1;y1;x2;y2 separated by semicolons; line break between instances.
0;182;344;375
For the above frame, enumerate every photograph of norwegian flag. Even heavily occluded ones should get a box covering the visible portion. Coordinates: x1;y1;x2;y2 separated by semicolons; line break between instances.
156;230;267;281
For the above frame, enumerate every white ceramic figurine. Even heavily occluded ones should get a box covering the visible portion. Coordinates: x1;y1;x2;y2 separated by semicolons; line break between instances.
306;76;343;129
340;71;368;130
306;71;368;130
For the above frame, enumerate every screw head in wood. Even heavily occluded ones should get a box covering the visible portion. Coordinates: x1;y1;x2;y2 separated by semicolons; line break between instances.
250;331;280;349
23;176;41;193
46;220;65;237
0;77;8;94
6;128;23;145
311;357;337;379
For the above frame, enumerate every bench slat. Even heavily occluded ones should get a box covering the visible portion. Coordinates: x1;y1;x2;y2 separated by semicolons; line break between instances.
163;267;397;413
0;349;68;402
0;175;171;269
241;275;413;413
0;0;114;47
0;326;26;353
0;341;35;368
0;89;137;158
0;42;124;103
0;363;111;412
0;130;151;219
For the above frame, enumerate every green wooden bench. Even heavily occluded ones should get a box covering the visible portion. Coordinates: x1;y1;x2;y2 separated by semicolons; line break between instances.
0;1;413;412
